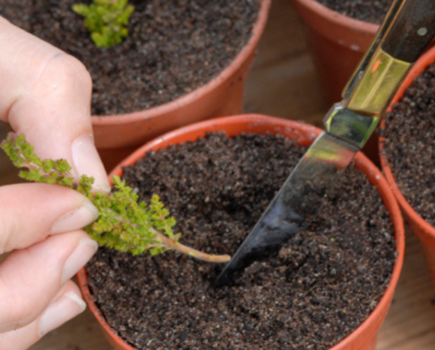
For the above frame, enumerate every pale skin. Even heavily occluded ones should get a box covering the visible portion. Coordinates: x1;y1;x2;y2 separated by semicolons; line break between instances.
0;17;111;349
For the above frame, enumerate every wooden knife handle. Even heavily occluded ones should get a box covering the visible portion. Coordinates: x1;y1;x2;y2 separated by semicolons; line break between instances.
382;0;435;62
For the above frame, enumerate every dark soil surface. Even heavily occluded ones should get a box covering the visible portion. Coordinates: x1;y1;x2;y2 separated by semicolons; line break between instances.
0;0;259;115
382;62;435;227
316;0;393;24
86;132;396;350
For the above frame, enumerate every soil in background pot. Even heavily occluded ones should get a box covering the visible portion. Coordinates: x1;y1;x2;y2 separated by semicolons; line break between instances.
0;0;259;115
382;62;435;227
86;132;396;350
315;0;393;24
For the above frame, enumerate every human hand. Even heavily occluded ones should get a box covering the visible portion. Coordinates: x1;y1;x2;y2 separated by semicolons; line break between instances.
0;17;110;349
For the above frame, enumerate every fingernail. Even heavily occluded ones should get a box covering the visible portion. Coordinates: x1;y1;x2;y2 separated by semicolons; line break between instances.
50;202;99;235
38;291;86;337
61;238;98;285
72;134;111;193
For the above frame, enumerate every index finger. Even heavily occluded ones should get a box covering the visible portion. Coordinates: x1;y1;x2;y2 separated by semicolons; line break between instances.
0;17;110;192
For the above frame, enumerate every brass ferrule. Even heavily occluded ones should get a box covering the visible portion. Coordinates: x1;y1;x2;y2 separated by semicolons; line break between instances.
324;104;381;149
345;47;411;116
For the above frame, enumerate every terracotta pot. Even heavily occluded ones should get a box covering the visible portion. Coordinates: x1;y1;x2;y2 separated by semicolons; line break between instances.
379;45;435;291
92;0;270;171
289;0;378;104
78;114;404;350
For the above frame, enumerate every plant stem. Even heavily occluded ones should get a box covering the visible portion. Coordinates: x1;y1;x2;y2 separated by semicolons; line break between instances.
152;228;231;263
101;206;231;263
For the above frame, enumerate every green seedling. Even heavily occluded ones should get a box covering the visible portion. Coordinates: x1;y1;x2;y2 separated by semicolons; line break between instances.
1;133;230;263
73;0;134;48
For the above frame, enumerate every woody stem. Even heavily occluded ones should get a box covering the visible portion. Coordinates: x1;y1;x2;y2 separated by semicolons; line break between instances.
151;228;231;263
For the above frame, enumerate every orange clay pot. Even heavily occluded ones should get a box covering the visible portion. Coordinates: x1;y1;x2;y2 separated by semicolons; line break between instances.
78;114;404;350
92;0;270;171
289;0;378;104
379;46;435;292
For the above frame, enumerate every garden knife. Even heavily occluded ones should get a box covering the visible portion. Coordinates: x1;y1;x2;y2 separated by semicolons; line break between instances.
215;0;435;287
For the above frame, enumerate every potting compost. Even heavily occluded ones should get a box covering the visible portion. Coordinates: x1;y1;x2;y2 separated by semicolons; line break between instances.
87;132;396;349
315;0;393;23
382;62;435;227
0;0;259;115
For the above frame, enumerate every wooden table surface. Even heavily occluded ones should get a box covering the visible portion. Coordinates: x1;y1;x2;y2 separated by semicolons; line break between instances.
0;0;434;348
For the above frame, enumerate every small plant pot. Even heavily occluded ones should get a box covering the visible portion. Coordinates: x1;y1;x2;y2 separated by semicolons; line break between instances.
379;46;435;292
78;114;404;350
289;0;378;104
92;0;271;171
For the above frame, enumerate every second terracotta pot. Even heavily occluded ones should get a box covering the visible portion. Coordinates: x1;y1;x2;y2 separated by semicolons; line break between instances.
289;0;378;104
79;114;404;350
379;46;435;292
93;0;270;171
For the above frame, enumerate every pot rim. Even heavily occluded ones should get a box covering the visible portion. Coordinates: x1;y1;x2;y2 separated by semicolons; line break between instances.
79;114;404;350
91;0;271;125
379;45;435;240
291;0;379;33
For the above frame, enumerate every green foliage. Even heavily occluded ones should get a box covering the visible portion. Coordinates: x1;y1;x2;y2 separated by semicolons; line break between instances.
73;0;134;48
0;133;178;256
90;176;179;255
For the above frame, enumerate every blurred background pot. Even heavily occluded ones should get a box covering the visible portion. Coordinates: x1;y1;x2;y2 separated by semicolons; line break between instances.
289;0;378;104
379;46;435;292
93;0;271;171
